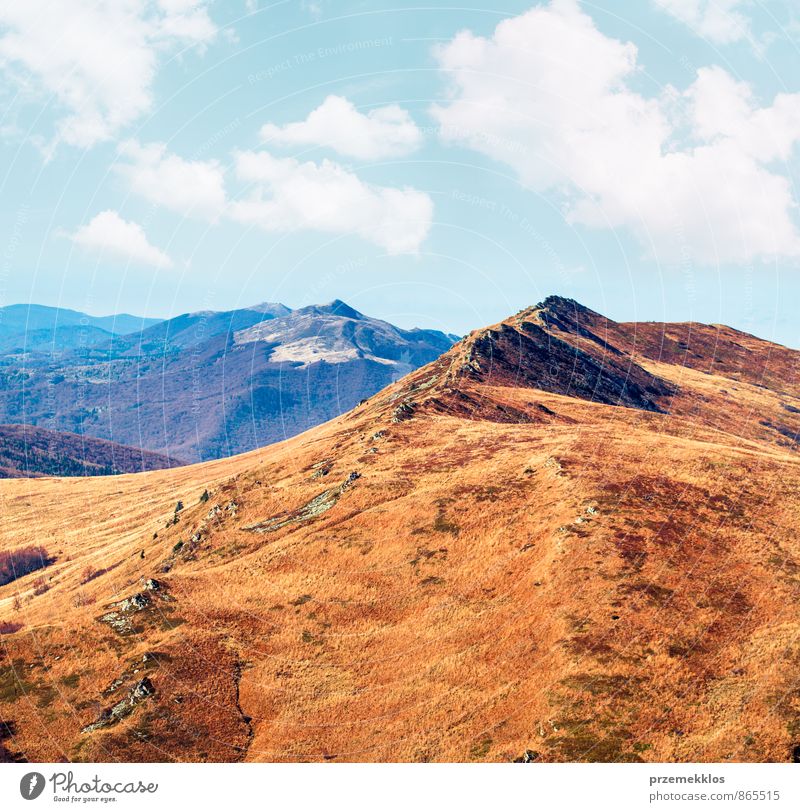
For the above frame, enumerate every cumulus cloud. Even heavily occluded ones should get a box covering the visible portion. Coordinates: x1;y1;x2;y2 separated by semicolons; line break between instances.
117;140;227;221
69;210;173;269
0;0;217;149
432;0;800;266
260;95;423;160
230;151;433;254
155;0;217;43
654;0;750;44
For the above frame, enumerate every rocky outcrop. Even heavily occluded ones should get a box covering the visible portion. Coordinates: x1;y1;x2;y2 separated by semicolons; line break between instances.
81;678;155;733
246;472;361;534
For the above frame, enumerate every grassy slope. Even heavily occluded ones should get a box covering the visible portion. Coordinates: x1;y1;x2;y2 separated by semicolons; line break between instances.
1;301;800;763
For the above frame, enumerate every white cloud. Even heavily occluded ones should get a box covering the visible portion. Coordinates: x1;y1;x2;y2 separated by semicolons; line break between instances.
117;140;227;221
432;0;800;266
230;151;433;254
686;66;800;162
69;210;173;269
654;0;750;44
0;0;217;150
260;95;423;160
155;0;216;43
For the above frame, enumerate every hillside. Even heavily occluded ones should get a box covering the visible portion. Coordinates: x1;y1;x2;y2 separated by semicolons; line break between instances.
0;300;454;463
0;424;182;478
1;295;800;763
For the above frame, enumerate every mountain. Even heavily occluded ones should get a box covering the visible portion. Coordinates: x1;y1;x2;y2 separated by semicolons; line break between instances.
0;303;161;353
0;424;182;478
1;295;800;762
0;300;455;463
103;302;292;354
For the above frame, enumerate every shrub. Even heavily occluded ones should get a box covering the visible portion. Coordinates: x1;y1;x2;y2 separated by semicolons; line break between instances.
0;546;53;587
32;576;50;596
0;621;22;635
81;566;98;585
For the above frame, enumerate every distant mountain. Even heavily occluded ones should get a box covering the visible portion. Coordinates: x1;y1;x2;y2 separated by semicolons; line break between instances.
0;424;182;478
0;299;455;463
0;303;162;354
104;302;292;355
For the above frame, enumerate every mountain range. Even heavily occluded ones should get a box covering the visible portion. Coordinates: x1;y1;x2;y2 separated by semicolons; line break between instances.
1;295;799;762
0;303;161;354
0;299;456;467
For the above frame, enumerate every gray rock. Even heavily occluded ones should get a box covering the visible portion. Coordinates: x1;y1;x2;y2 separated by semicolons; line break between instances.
120;593;149;612
82;678;155;733
131;677;155;700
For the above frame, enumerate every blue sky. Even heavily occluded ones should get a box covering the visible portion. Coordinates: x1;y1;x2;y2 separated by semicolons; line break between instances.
1;0;799;345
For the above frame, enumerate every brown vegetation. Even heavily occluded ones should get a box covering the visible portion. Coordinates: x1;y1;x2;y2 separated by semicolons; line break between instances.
1;296;800;763
0;424;182;478
0;546;52;587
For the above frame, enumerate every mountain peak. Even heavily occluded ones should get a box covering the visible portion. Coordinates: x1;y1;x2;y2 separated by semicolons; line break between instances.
246;302;292;318
518;295;604;329
385;295;676;422
538;294;586;312
296;300;364;320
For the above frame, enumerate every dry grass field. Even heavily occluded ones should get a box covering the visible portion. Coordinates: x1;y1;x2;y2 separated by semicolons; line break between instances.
2;296;800;763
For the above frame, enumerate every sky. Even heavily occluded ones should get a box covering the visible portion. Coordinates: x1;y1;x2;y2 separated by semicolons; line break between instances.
1;0;800;345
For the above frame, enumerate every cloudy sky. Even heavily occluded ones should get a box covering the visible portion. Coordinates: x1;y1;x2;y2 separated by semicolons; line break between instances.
1;0;799;344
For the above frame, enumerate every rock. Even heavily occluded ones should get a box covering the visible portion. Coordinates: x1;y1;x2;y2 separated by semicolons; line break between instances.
100;612;132;634
82;678;155;733
131;677;154;700
341;471;361;490
120;593;149;613
392;401;417;423
246;471;362;534
513;749;540;763
143;578;161;592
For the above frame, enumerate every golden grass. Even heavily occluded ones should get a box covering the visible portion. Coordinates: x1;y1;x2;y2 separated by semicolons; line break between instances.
2;319;800;763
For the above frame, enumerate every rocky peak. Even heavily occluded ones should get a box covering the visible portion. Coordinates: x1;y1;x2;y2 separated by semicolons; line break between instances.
390;295;677;421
